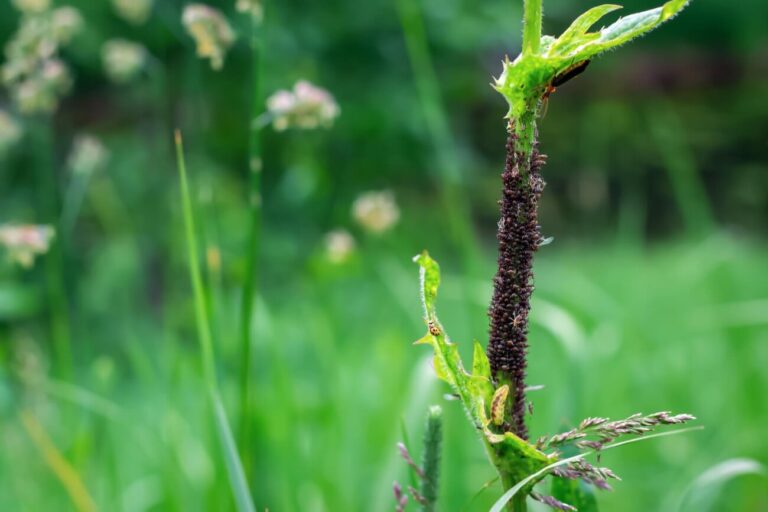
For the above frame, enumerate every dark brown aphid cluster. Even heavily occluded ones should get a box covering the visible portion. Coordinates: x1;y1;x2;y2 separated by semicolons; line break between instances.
487;126;547;440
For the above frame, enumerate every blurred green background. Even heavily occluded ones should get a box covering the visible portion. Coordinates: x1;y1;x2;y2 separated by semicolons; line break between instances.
1;0;767;510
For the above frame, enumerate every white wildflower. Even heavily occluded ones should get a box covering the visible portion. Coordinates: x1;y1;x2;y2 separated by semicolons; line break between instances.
2;7;81;114
324;229;355;264
266;80;340;131
101;39;146;83
0;224;55;268
51;7;83;43
0;110;23;156
235;0;263;21
352;191;400;234
111;0;153;25
11;0;50;14
67;134;109;175
182;4;235;71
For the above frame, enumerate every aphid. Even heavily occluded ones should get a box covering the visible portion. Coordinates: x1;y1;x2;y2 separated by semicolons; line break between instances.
540;60;591;115
491;384;510;426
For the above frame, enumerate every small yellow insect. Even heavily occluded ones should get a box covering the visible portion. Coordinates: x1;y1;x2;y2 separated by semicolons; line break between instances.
491;384;510;426
428;320;441;336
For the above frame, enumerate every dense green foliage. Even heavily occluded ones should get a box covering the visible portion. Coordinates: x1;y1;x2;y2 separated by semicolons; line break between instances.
0;0;767;511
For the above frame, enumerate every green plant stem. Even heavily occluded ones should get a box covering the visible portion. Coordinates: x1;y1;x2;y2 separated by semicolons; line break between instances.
522;0;543;56
32;117;72;378
394;0;480;270
239;7;266;475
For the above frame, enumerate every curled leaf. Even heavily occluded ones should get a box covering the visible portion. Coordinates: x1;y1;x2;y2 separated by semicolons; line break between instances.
494;0;692;120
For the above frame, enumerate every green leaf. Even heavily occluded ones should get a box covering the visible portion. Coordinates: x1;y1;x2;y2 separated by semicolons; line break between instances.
494;0;692;121
549;4;622;55
412;252;467;393
549;0;692;63
676;458;767;511
413;251;439;321
551;477;599;512
471;340;491;379
211;393;257;512
432;352;458;387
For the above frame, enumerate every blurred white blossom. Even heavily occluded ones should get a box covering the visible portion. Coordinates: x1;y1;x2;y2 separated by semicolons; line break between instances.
266;80;340;131
0;224;55;268
102;39;146;83
111;0;153;25
0;110;23;156
324;229;355;264
51;6;83;42
11;0;50;14
182;4;235;71
235;0;263;21
1;6;82;114
67;134;109;175
352;191;400;234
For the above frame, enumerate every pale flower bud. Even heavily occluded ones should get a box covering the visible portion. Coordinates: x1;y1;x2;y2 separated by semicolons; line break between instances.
0;224;55;268
67;134;109;175
235;0;263;21
352;191;400;234
51;7;83;43
40;58;71;92
324;229;355;264
111;0;153;25
266;80;339;131
182;4;235;71
101;39;147;83
11;0;50;15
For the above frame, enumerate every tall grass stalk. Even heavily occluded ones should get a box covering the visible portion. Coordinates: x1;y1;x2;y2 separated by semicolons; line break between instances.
239;3;267;474
394;0;480;270
174;130;256;512
32;118;72;378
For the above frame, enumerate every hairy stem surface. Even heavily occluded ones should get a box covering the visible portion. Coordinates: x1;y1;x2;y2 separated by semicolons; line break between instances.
522;0;543;56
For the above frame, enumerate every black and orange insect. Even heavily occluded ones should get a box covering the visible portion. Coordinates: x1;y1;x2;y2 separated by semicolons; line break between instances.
540;60;591;115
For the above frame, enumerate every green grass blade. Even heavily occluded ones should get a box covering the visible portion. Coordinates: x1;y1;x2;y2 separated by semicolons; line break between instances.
175;130;217;387
674;458;767;512
175;130;256;512
212;391;257;512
